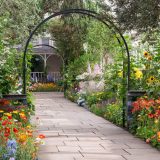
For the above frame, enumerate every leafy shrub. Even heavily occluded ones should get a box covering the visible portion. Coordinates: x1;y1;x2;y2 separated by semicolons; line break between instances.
86;92;109;107
89;102;123;126
90;104;105;117
104;103;123;126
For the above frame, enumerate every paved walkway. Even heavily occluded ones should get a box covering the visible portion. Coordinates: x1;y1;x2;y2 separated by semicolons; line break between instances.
34;92;160;160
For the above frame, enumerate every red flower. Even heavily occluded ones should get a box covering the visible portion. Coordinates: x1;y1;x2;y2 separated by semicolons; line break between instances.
13;128;18;133
4;133;10;137
8;121;12;125
2;120;8;126
5;127;10;134
148;113;154;119
7;115;12;120
38;134;45;139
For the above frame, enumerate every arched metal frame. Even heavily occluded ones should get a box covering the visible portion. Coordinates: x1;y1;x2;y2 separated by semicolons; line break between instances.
23;9;131;94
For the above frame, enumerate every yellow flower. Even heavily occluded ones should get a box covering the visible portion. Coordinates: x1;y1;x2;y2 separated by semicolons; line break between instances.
135;70;143;79
155;119;159;124
18;133;27;143
144;51;149;57
13;110;19;114
147;76;155;84
27;125;31;129
19;112;25;116
4;113;12;116
0;110;4;113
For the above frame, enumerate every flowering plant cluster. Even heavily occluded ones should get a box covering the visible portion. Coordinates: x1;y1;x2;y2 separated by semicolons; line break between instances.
130;51;160;95
0;100;45;159
29;83;63;92
0;114;45;159
131;96;160;148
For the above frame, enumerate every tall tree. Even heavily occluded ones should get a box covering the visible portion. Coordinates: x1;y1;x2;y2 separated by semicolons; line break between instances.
0;0;41;43
108;0;160;34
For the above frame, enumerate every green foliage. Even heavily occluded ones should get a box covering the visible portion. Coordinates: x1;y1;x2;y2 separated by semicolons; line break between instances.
0;42;20;95
90;104;105;117
89;102;123;126
104;103;123;126
108;0;160;34
0;0;41;43
86;91;110;107
86;20;120;59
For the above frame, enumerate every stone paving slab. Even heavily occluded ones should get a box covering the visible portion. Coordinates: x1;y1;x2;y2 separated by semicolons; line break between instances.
34;92;160;160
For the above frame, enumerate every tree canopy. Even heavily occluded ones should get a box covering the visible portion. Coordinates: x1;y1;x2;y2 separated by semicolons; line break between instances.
108;0;160;34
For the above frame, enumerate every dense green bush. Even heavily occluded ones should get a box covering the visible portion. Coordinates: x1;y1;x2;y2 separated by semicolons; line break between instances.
89;102;123;126
86;92;110;107
104;103;123;126
90;104;106;117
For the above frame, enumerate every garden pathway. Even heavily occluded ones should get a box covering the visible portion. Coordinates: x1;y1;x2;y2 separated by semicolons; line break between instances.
34;92;160;160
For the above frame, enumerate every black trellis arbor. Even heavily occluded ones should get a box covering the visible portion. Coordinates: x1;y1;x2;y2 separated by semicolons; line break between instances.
23;9;131;126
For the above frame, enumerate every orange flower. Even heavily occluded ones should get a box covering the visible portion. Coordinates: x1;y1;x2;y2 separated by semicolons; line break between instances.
157;132;160;142
18;133;27;143
19;112;27;120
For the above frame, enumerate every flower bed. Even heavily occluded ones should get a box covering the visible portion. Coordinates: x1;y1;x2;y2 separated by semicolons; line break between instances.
29;83;63;92
131;96;160;148
0;99;45;159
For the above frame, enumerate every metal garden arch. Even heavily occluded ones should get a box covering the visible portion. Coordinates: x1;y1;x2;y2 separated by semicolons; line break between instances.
23;8;131;94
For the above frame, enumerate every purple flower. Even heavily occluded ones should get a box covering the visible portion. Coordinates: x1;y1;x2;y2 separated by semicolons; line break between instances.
3;139;17;159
